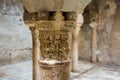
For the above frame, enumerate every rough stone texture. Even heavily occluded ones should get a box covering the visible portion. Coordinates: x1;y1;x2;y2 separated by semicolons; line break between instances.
22;0;92;13
0;0;23;15
39;61;70;80
79;25;92;61
97;0;117;64
78;0;120;66
0;0;32;65
109;0;120;66
78;5;92;61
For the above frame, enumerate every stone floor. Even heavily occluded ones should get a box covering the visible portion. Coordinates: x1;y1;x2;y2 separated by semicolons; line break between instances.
0;60;120;80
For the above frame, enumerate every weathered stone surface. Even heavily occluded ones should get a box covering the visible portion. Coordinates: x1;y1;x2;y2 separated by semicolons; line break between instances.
0;0;32;65
109;0;120;66
39;60;70;80
96;0;117;64
78;0;120;66
0;0;120;67
22;0;92;13
0;0;23;15
36;21;75;60
78;24;92;61
24;12;76;60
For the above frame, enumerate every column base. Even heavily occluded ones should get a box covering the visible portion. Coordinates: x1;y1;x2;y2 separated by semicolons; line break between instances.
39;60;70;80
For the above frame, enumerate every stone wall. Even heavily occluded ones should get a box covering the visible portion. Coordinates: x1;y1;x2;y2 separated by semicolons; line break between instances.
79;0;120;66
0;0;32;65
109;0;120;66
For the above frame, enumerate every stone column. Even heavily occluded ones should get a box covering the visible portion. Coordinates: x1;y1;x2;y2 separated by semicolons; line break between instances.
72;14;83;72
30;11;49;80
24;20;41;80
89;22;97;63
24;11;73;80
37;11;75;80
31;28;40;80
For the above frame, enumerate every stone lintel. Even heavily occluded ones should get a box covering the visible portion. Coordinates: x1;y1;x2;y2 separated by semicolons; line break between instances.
22;0;92;13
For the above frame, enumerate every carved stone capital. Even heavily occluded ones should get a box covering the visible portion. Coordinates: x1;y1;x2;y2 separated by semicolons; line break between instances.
89;22;98;29
73;14;83;34
30;27;39;40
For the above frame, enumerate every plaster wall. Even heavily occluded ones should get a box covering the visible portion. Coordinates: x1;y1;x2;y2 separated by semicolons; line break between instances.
0;0;32;65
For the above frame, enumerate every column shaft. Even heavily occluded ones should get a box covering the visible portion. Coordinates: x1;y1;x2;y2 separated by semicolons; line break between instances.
89;22;97;63
72;14;83;72
92;28;97;63
32;29;40;80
